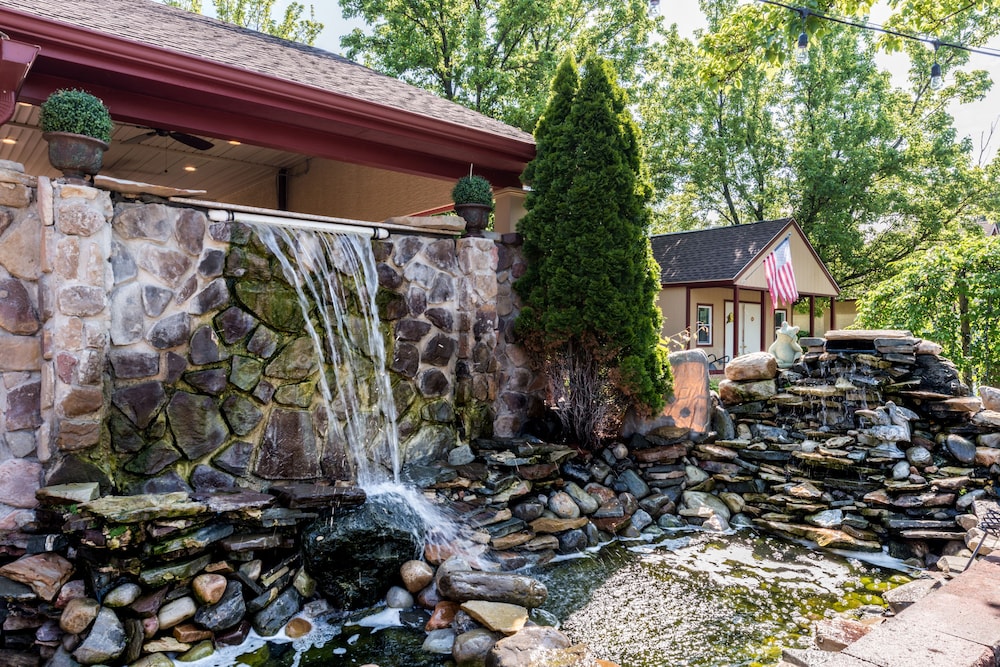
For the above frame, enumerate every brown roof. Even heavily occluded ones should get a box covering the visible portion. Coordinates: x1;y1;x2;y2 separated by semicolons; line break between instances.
1;0;532;144
650;219;793;285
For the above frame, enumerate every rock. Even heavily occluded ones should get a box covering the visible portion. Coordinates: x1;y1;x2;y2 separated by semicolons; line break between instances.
453;628;501;667
529;517;588;534
173;623;212;644
400;560;434;594
284;617;312;639
725;352;777;381
906;446;932;467
547;492;580;519
423;628;457;654
460;601;528;635
386;585;414;609
682;491;732;521
975;447;1000;467
806;509;843;529
814;617;875;652
194;580;245;632
158;596;197;630
60;597;100;634
485;626;573;667
252;586;301;637
449;444;476;466
685;465;710;486
945;434;976;464
563;482;599;515
192;574;227;605
427;601;460;631
73;607;126;664
719;378;777;404
891;460;912;480
438;571;547;608
0;552;74;601
980;385;1000;412
619;469;650;499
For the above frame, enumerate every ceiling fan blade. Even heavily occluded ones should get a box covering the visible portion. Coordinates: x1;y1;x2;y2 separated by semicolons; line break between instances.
122;130;157;145
169;131;214;151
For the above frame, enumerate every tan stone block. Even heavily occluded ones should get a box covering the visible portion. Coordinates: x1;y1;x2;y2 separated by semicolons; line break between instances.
56;419;101;451
0;165;36;187
56;237;80;280
41;363;54;410
36;422;51;462
57;183;100;200
0;182;31;208
54;317;85;351
0;336;40;371
42;327;53;360
60;385;104;418
37;176;53;226
0;211;41;280
58;285;105;317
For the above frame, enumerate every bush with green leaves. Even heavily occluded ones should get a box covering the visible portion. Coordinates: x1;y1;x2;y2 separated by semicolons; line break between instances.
40;89;113;143
452;175;494;207
515;53;671;447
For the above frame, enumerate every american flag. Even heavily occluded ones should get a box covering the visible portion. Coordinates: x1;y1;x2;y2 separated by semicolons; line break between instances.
764;236;798;309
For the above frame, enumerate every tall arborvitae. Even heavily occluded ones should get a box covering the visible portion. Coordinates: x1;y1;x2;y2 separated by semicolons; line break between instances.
515;54;671;446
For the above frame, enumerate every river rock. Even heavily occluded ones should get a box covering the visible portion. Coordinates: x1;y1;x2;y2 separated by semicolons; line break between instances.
252;586;301;636
547;492;581;519
945;434;976;464
438;571;547;608
685;465;710;486
806;509;843;529
104;582;142;608
158;596;197;630
719;378;777;404
725;352;777;381
401;560;435;593
60;597;100;634
193;580;245;632
423;628;457;654
285;617;312;639
73;607;126;664
485;626;573;667
563;482;599;515
906;446;932;467
682;491;731;521
427;601;460;631
891;460;912;480
386;585;414;609
192;574;227;605
460;601;527;635
980;386;1000;412
453;628;501;667
976;447;1000;467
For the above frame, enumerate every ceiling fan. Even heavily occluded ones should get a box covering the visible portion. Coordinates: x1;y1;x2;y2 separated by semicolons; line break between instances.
123;127;214;151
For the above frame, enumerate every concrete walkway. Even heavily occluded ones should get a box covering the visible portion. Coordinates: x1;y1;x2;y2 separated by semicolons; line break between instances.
810;555;1000;667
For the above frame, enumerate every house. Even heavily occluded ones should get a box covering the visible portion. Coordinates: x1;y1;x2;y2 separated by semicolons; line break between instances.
0;0;533;230
651;219;846;367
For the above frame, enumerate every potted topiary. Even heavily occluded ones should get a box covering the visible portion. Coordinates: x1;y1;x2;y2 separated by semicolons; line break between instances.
39;88;113;182
452;174;494;236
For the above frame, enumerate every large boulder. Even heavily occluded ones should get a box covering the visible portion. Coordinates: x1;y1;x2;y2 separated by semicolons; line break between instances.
302;492;424;608
724;352;777;382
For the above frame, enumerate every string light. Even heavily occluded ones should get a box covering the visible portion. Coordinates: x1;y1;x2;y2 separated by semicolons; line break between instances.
756;0;1000;89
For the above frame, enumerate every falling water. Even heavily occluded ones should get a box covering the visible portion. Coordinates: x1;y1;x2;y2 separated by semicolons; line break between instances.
253;225;400;487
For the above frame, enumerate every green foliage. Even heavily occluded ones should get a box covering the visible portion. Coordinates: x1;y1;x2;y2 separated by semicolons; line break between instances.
39;89;113;143
515;55;671;446
855;232;1000;386
451;175;494;207
161;0;323;44
338;0;657;131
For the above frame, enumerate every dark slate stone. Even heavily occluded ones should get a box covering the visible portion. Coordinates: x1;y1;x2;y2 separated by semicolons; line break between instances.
252;586;301;637
192;279;230;315
190;325;224;365
165;352;187;384
215;307;258;345
176;274;198;303
254;409;320;480
110;350;160;379
184;369;229;396
425;239;457;270
142;285;174;318
274;381;316;408
221;394;264;436
109;409;145;453
195;580;245;632
191;464;236;492
198;249;226;278
265;338;318;380
558;529;589;554
393;236;423;265
230;356;263;391
372;239;392;262
111;240;138;284
233;281;304;333
378;291;407;321
377;263;402;289
167;391;229;460
148;312;191;350
247;325;279;359
396;319;432;341
175;208;206;256
425;308;454;332
561;462;592;486
44;455;112;493
428;274;455;304
5;381;40;430
945;434;977;464
125;440;181;475
213;441;254;477
252;380;276;404
511;500;545;522
422;334;456;367
0;277;38;334
418;369;450;397
474;307;496;336
496;243;514;271
407;287;427;316
72;606;126;664
112;381;166;429
131;471;192;495
391;343;419;378
421;399;455;423
115;202;172;241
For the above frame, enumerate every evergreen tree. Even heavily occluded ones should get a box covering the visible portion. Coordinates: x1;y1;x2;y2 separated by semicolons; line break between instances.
515;55;671;447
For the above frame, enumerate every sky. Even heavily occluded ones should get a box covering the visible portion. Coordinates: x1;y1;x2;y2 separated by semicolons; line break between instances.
296;0;999;164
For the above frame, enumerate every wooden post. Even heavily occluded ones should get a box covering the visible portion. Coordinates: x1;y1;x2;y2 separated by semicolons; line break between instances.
685;286;691;349
809;295;816;336
733;285;740;356
830;297;836;332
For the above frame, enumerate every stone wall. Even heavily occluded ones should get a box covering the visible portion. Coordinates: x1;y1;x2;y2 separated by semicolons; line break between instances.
0;166;544;518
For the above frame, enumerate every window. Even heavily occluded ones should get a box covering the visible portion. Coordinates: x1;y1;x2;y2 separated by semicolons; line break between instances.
774;309;787;337
696;305;712;346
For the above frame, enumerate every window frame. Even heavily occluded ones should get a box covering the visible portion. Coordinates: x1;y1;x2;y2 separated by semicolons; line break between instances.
696;304;713;346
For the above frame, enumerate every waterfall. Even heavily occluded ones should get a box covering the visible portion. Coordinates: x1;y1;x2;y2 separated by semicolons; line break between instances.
253;225;400;487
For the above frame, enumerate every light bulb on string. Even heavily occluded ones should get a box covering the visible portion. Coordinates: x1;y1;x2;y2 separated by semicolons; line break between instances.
795;9;809;66
930;41;944;90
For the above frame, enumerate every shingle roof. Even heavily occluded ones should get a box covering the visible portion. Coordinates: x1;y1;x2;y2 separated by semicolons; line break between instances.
650;219;793;285
2;0;533;144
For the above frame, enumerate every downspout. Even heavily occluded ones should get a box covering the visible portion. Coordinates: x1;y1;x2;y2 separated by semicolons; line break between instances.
276;167;288;211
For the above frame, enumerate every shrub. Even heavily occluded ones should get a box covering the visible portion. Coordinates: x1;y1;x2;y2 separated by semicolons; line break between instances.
452;175;494;207
40;89;113;143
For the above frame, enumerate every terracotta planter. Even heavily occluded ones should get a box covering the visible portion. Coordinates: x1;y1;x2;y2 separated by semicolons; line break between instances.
43;131;109;182
454;203;492;237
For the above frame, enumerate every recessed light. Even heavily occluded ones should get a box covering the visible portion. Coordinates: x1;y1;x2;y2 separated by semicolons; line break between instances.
1;137;16;145
228;140;241;145
184;165;197;172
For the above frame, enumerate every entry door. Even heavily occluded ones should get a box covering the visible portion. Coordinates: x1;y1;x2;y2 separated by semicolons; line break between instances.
725;302;763;360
